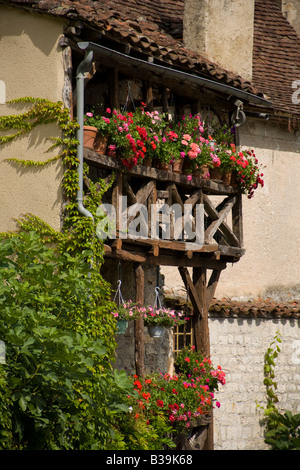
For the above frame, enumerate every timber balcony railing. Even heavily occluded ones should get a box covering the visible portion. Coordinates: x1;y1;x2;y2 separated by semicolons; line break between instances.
84;148;245;269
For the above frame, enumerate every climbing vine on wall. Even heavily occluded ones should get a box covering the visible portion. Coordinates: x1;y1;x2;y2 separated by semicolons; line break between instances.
0;97;116;347
0;97;113;261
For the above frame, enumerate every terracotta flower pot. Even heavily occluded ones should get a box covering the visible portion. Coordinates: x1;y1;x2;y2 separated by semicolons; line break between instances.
83;125;98;150
94;134;108;154
157;161;172;171
173;159;184;174
182;158;192;173
143;155;152;167
230;171;239;187
194;164;210;179
222;171;232;185
83;126;108;154
210;167;223;181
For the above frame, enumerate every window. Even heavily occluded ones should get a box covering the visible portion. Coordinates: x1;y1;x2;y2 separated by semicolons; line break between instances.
173;317;194;359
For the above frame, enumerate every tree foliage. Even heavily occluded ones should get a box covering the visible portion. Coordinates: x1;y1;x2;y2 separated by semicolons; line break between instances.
0;231;134;449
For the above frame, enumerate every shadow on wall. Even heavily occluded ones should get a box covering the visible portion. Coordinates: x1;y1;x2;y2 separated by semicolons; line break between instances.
262;284;300;302
1;8;62;57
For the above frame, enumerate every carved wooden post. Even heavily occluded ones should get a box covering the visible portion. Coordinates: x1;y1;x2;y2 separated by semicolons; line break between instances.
232;193;243;247
108;68;120;111
192;267;210;356
192;266;214;450
145;80;154;111
134;263;145;378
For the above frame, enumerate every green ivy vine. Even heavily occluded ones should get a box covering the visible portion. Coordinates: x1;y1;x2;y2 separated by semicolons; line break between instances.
0;96;114;262
258;331;300;450
0;96;116;348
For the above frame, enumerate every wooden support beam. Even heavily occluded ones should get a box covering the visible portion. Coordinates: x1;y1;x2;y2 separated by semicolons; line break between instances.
206;269;222;306
204;196;237;244
190;266;219;452
135;264;145;378
232;193;243;247
184;188;203;208
192;267;209;356
178;266;202;318
171;184;184;209
126;180;155;227
203;194;240;247
145;80;154;111
112;173;123;234
148;179;157;239
123;175;137;205
162;88;169;115
103;245;147;263
147;252;226;269
108;68;120;111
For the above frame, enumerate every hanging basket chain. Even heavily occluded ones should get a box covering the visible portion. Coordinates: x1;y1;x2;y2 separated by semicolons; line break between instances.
154;286;163;310
113;279;125;307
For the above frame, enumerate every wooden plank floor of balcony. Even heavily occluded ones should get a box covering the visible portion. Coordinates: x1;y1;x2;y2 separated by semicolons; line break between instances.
103;237;244;268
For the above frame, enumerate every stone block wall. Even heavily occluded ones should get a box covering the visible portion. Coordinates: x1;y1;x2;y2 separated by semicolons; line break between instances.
209;306;300;450
113;298;300;450
113;321;173;375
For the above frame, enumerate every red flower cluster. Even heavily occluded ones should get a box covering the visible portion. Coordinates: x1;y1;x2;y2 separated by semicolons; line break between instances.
128;354;226;434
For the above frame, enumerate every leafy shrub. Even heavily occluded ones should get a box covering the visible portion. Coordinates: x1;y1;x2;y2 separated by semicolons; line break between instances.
264;410;300;450
0;231;133;449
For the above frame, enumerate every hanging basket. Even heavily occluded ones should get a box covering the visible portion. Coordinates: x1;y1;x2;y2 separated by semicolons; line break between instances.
116;320;128;335
147;324;165;338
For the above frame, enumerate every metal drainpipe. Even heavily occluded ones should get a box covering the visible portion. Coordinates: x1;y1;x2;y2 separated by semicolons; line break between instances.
76;49;94;222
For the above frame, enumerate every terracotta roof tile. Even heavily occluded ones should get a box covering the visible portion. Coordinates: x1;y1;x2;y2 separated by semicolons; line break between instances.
253;0;300;115
5;0;300;115
1;0;261;98
210;299;300;319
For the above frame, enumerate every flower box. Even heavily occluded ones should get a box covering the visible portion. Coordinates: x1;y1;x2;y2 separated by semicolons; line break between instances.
83;106;265;198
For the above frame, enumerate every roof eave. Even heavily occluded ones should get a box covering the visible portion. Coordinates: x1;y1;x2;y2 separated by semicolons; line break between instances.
78;41;272;107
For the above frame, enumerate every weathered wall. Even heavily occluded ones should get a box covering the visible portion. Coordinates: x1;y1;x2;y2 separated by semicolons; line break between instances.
217;118;300;300
114;322;173;375
162;118;300;301
0;6;66;232
210;311;300;450
183;0;255;80
281;0;300;36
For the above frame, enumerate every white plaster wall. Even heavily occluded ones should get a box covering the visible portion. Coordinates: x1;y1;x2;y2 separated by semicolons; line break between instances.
217;119;300;299
0;6;66;232
210;315;300;450
162;118;300;301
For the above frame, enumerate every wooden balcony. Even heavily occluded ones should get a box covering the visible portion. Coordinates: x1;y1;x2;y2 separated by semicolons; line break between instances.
84;147;245;270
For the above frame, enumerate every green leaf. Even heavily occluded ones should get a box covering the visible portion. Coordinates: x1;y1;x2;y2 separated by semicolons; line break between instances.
19;396;27;412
